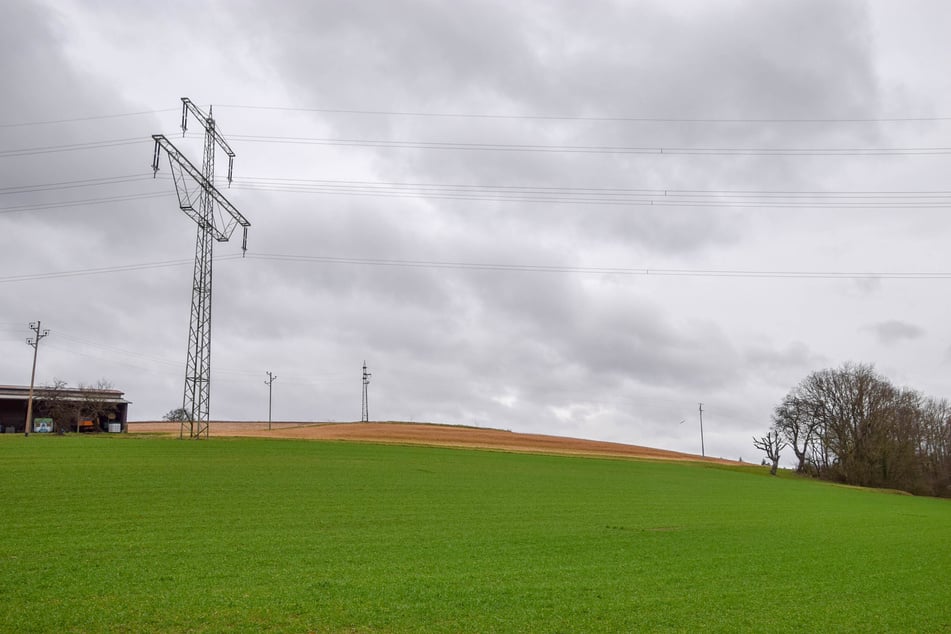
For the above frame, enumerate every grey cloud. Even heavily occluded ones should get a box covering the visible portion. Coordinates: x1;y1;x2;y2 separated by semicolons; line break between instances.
5;0;950;466
744;340;826;387
863;320;925;345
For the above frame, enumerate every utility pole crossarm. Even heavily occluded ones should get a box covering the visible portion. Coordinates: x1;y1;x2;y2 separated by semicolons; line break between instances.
151;134;250;245
181;98;235;182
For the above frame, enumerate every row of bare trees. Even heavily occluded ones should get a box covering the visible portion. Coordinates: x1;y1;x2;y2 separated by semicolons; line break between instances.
759;363;951;497
35;379;118;434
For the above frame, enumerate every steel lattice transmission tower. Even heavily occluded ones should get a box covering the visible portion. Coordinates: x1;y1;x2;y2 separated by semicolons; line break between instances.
151;98;250;439
361;361;371;422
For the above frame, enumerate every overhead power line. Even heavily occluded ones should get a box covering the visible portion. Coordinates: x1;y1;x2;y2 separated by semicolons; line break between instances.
45;329;351;386
3;252;950;284
229;175;951;209
0;191;172;215
3;103;947;127
6;130;950;160
15;170;951;202
236;175;951;198
0;174;156;195
0;108;177;128
50;331;185;370
226;133;951;157
244;252;951;280
5;170;951;215
0;255;244;284
0;138;145;158
218;104;951;125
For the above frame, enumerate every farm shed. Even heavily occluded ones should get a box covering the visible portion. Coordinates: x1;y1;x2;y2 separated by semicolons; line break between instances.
0;384;130;434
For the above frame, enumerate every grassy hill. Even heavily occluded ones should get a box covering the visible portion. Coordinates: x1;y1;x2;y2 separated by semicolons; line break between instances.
1;434;949;632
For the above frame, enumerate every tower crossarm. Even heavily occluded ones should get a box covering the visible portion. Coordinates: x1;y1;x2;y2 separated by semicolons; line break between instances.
181;98;235;183
152;134;250;247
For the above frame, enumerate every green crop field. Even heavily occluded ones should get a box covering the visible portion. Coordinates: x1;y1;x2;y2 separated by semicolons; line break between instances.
1;434;949;633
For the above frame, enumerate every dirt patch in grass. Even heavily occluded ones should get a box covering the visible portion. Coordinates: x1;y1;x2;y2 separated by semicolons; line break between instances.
127;420;739;465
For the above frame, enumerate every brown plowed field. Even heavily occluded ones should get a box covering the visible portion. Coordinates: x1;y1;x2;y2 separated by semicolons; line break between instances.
127;421;739;465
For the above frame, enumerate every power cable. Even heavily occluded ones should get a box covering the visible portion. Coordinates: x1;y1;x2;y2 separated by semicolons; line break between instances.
2;252;948;284
226;133;951;157
0;108;177;128
0;257;244;284
5;172;198;195
0;191;173;215
7;170;951;207
4;130;948;160
0;174;156;196
2;103;947;126
229;176;951;209
244;252;951;280
52;331;184;370
234;175;951;199
47;330;351;385
5;170;951;215
0;138;146;158
217;104;951;125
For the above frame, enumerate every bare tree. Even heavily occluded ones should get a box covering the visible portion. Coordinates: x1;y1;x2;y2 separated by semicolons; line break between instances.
767;362;951;496
163;407;189;422
38;379;79;434
33;379;118;434
78;379;118;432
772;393;820;474
753;430;786;476
779;363;898;486
912;397;951;496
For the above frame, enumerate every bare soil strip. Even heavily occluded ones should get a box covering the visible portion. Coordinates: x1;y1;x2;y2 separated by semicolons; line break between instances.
127;421;739;465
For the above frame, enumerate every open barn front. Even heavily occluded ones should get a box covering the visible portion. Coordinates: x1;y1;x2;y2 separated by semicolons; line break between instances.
0;385;129;434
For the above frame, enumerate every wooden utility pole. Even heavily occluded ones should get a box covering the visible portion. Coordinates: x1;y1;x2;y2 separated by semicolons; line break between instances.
265;371;277;430
698;402;705;457
24;321;50;436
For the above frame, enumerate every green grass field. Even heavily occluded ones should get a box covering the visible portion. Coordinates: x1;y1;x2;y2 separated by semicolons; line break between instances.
1;434;949;632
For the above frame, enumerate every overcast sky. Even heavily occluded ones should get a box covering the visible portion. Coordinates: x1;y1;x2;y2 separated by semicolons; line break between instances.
4;0;951;461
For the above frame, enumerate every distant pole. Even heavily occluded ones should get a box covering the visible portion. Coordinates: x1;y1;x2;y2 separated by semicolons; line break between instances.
24;321;50;437
265;371;277;430
361;361;371;422
698;402;705;457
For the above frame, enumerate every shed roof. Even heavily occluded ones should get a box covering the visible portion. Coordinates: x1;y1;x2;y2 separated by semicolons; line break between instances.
0;385;130;404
